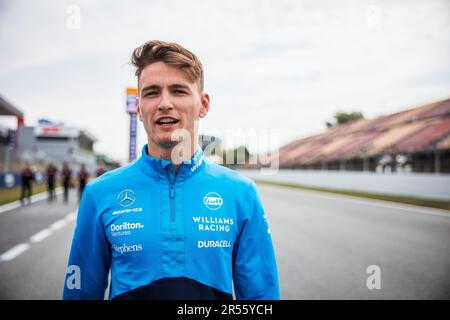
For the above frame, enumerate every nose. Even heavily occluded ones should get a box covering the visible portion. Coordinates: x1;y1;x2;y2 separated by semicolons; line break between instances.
158;91;174;111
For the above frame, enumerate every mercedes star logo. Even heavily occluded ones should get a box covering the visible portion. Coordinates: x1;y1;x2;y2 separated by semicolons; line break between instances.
117;189;136;207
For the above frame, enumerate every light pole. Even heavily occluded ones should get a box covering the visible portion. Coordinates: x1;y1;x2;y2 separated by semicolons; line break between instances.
126;87;138;163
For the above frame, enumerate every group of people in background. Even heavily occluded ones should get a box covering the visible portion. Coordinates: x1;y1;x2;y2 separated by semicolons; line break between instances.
47;162;90;204
20;161;107;206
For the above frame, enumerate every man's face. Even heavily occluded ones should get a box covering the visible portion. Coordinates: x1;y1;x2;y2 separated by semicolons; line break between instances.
137;61;209;152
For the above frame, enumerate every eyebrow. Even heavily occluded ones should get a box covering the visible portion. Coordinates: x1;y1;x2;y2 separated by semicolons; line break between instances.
141;85;158;93
170;84;191;91
141;84;191;94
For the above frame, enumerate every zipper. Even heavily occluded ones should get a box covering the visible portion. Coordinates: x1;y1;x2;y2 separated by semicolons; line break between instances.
169;183;175;222
166;166;176;223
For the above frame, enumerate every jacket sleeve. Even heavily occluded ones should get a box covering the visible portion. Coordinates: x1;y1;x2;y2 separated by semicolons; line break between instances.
232;181;280;300
63;184;111;299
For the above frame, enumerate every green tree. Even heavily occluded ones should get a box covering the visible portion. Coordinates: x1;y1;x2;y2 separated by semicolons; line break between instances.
327;111;364;128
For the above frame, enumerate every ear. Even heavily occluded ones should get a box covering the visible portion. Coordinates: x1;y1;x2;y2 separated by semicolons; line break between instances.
199;93;210;119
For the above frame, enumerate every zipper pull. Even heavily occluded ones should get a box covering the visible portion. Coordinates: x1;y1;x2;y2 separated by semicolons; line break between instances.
169;184;175;199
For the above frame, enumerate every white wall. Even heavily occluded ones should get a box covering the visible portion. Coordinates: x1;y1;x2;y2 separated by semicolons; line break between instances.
239;169;450;201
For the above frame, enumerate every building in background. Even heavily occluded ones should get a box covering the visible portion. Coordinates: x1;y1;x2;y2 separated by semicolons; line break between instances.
0;94;121;189
0;95;25;188
0;95;24;173
276;98;450;173
16;119;98;177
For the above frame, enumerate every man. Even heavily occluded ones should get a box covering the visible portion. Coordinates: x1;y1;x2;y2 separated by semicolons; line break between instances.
77;164;89;202
46;162;57;202
63;40;279;300
20;162;34;206
95;161;107;177
61;161;72;204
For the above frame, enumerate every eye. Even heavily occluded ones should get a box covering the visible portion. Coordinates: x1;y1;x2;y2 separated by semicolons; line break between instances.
174;89;187;95
145;91;158;97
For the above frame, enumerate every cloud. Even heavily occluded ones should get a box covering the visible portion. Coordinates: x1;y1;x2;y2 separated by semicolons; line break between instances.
1;0;449;162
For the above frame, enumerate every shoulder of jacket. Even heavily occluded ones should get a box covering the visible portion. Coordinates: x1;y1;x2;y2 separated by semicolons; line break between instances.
203;160;255;189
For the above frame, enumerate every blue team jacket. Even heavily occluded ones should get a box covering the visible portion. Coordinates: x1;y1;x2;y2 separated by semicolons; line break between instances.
63;144;279;300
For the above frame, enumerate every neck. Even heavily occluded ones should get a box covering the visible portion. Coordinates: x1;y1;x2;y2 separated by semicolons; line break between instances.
147;139;198;173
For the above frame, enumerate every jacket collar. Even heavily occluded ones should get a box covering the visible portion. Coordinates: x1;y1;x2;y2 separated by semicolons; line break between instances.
138;144;205;180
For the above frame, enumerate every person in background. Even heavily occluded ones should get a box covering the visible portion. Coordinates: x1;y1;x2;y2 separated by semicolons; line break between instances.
46;162;58;202
61;161;72;204
20;162;34;206
77;164;89;202
95;162;107;178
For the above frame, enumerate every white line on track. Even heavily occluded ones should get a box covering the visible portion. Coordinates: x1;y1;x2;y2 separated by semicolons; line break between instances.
0;243;31;262
50;219;68;231
30;229;53;243
0;210;77;262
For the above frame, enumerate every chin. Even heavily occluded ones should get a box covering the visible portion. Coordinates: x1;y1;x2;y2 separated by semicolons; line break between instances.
157;138;180;149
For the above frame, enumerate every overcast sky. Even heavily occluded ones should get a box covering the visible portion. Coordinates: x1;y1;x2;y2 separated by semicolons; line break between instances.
1;0;449;164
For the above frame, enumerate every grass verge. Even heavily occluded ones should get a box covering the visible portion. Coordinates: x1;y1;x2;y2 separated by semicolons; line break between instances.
0;183;62;206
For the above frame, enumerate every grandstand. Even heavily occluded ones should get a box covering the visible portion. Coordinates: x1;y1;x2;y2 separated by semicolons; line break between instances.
277;98;450;173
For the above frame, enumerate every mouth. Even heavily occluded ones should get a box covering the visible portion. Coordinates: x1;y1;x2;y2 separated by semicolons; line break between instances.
155;117;180;129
